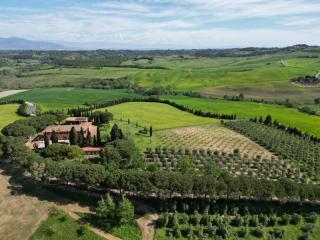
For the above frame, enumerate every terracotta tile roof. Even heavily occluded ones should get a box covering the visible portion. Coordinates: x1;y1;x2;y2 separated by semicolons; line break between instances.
42;122;97;136
66;117;88;122
81;147;103;152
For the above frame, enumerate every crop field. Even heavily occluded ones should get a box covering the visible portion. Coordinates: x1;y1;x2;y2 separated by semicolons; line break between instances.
3;88;142;111
155;212;320;240
0;104;23;130
105;102;219;130
155;124;275;160
161;95;320;137
144;147;304;182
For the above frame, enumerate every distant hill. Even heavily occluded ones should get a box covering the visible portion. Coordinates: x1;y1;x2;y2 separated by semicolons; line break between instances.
0;37;66;50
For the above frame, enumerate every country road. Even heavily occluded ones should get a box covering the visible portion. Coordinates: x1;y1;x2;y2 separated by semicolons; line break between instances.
0;90;27;99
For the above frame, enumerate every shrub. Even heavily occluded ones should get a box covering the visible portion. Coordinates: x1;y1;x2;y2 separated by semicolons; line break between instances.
77;224;90;236
298;234;310;240
291;213;302;225
301;224;315;233
258;214;269;226
231;215;243;227
278;214;290;225
216;226;229;239
304;212;317;223
249;215;259;227
41;144;84;161
45;226;56;236
268;215;277;226
237;227;248;238
252;226;264;238
158;213;169;227
272;227;284;238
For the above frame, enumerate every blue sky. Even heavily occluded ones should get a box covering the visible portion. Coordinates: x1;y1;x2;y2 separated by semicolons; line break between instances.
0;0;320;49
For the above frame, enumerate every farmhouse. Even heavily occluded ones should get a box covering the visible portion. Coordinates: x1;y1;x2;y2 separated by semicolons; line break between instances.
42;122;97;141
26;118;97;149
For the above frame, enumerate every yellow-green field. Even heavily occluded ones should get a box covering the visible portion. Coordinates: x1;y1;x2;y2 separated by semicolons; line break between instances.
103;102;219;130
161;95;320;137
0;104;23;130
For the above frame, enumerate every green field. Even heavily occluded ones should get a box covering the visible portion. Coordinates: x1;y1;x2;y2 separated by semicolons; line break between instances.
161;95;320;137
0;104;23;130
2;51;320;102
124;54;320;101
4;87;320;136
30;211;104;240
3;88;141;111
103;102;219;130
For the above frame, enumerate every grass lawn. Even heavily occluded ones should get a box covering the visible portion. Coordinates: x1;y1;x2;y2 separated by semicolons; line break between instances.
101;102;219;130
100;119;163;151
30;211;104;240
109;223;141;240
161;95;320;137
3;88;142;111
78;212;141;240
0;104;23;130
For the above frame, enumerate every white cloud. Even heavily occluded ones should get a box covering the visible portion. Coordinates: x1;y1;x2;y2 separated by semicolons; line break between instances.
0;0;320;48
282;17;319;26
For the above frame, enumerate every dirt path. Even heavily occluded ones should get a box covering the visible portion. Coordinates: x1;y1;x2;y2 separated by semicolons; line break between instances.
136;214;159;240
0;90;27;99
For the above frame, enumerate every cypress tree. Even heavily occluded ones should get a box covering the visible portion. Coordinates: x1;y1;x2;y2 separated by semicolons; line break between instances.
150;126;153;137
86;128;93;146
110;124;123;141
69;127;78;145
51;130;58;143
44;133;50;147
93;135;97;146
79;127;85;146
97;127;102;146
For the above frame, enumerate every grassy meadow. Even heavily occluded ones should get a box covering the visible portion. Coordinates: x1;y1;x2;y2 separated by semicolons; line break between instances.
103;102;219;130
0;104;23;130
3;88;142;111
161;95;320;137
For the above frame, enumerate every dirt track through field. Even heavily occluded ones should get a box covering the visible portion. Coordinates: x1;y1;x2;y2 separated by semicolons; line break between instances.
0;90;28;99
136;214;159;240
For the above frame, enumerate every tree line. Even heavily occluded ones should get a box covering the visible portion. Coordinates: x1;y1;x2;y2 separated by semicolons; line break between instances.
67;97;237;120
250;115;320;143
